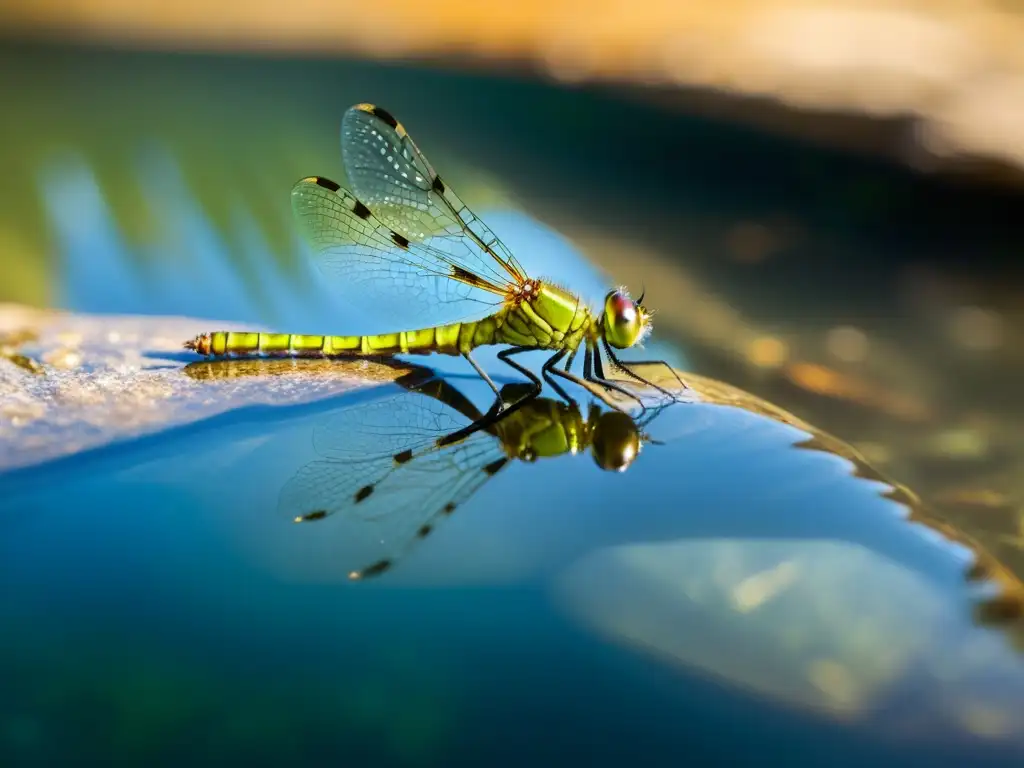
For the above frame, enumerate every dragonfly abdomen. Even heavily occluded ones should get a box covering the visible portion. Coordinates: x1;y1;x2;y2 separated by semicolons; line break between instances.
185;318;504;359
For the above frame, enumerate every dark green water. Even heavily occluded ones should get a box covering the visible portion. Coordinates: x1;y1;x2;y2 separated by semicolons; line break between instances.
2;41;1024;765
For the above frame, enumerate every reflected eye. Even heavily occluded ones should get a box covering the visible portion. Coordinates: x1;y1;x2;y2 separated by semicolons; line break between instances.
591;411;642;472
601;290;646;349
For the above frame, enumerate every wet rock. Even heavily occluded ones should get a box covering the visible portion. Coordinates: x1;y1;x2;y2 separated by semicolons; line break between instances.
0;304;420;473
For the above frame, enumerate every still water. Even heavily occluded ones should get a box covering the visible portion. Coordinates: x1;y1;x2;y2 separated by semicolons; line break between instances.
2;42;1024;765
4;362;1024;765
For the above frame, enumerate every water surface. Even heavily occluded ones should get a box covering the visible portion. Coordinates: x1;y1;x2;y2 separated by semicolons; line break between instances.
2;41;1024;766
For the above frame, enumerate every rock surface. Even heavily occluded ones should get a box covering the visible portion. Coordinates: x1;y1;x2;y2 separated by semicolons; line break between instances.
0;304;420;472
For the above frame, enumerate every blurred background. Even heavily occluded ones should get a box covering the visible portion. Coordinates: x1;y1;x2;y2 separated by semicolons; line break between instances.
1;2;1023;603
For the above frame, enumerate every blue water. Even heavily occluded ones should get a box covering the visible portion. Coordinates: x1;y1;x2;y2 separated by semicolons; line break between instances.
3;373;1023;765
3;44;1024;766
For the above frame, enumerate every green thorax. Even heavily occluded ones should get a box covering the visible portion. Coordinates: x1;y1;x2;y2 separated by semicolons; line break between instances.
493;281;593;352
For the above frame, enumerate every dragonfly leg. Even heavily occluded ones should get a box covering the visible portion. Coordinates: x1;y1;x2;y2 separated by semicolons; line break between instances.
496;347;542;395
549;361;646;414
592;343;608;380
434;395;506;447
578;342;649;412
463;352;502;401
601;340;688;400
541;350;573;404
563;347;579;372
436;347;541;448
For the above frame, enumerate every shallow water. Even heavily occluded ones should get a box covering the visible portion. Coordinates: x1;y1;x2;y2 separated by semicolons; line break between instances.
2;370;1023;765
2;41;1024;765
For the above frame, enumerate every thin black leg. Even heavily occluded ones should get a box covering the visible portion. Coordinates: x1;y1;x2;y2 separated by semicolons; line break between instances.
496;346;543;402
550;364;646;413
436;347;541;447
580;341;662;412
463;351;502;400
602;340;685;401
541;350;572;404
604;341;689;391
593;344;608;380
563;347;578;372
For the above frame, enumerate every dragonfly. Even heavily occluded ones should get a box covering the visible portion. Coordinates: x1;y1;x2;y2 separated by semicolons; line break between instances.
185;102;687;420
273;365;668;581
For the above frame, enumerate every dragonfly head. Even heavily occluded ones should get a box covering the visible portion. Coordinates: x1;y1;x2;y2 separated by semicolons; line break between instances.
600;288;651;349
590;410;642;472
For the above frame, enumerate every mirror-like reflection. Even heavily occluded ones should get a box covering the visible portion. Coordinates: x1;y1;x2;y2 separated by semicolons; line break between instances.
3;41;1024;765
186;355;1024;638
186;359;674;580
6;355;1024;761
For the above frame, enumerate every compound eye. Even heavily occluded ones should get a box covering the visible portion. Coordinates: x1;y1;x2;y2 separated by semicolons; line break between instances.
603;291;643;349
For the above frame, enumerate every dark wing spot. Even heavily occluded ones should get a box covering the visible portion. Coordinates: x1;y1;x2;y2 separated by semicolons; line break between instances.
394;449;414;465
391;232;410;249
352;200;372;219
312;177;341;192
417;524;433;538
443;502;456;514
361;559;392;578
483;458;509;476
432;176;446;194
370;106;399;129
298;510;328;522
451;265;494;290
354;484;374;503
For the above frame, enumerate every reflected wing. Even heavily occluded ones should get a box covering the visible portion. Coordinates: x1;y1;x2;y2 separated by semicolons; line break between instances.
277;387;507;579
309;383;480;462
292;177;513;325
340;103;527;283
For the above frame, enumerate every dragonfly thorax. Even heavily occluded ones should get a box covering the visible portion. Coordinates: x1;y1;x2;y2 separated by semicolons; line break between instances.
496;281;592;352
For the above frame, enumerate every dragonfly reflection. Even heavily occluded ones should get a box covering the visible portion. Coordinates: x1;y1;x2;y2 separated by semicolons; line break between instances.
277;369;666;580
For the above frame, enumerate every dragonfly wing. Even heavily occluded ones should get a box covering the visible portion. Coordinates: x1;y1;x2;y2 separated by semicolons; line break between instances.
309;385;480;463
278;390;504;577
340;103;527;284
292;177;511;326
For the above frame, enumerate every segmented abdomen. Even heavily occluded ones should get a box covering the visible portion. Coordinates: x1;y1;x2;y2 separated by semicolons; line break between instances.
186;317;503;359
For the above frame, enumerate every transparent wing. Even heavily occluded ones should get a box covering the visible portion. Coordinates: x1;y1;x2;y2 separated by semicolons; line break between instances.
277;386;505;579
340;103;527;283
292;177;513;326
309;378;487;462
